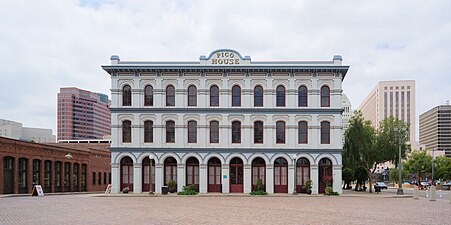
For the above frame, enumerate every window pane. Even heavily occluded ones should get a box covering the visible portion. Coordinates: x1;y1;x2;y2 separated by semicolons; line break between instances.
166;85;175;106
144;120;153;143
166;121;175;143
298;86;307;107
210;121;219;143
122;85;131;106
188;121;197;143
144;85;153;106
232;86;241;106
276;85;286;107
210;85;219;106
298;121;308;144
232;121;241;143
188;85;197;106
276;121;285;143
321;121;330;144
122;120;131;143
321;86;330;107
254;86;263;107
254;121;263;143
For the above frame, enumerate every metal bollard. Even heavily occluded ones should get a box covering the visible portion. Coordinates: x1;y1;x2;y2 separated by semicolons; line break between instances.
430;186;436;201
426;190;429;198
413;186;419;200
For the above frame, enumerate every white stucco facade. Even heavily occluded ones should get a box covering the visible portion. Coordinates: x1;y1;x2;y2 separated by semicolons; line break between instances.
103;49;349;195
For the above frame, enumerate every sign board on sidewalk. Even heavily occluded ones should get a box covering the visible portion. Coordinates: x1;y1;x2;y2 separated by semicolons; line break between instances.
105;184;111;194
31;185;44;197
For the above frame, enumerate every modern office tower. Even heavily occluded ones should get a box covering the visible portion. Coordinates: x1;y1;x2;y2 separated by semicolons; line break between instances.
420;104;451;157
102;49;349;194
57;87;111;140
358;80;416;143
0;118;56;143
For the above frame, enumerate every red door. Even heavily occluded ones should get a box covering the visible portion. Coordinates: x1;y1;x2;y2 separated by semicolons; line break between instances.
186;157;199;192
230;158;243;193
274;158;288;193
251;158;266;192
208;158;222;192
142;158;155;192
120;157;134;191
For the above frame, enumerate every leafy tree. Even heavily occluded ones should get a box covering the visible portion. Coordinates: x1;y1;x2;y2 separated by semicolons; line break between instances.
388;167;408;184
404;151;432;183
434;156;451;181
342;167;354;189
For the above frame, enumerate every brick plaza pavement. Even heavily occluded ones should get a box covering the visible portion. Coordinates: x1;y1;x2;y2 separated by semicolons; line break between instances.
0;192;450;225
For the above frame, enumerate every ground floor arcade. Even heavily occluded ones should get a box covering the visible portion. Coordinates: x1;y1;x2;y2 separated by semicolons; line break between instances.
110;152;342;195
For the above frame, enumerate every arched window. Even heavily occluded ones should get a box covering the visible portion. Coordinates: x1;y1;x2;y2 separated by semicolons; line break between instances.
298;121;308;144
166;120;175;143
321;121;330;144
120;157;134;191
321;86;330;107
188;85;197;106
276;121;285;144
298;85;308;107
254;121;264;144
276;85;286;107
164;157;177;186
251;158;266;192
254;85;263;107
122;120;131;143
210;121;219;143
210;85;219;107
122;85;131;106
144;85;153;106
232;121;241;143
32;159;41;186
166;85;175;107
188;120;197;143
144;120;153;143
232;85;241;107
296;158;310;193
186;157;199;191
44;160;52;193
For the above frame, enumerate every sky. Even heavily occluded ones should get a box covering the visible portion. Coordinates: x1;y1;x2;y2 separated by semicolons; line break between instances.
1;0;450;140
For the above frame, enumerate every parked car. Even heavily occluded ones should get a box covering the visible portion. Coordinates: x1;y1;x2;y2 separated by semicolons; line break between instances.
375;182;388;189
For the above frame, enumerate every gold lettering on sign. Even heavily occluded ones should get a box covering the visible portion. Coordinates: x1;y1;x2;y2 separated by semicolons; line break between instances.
211;51;240;65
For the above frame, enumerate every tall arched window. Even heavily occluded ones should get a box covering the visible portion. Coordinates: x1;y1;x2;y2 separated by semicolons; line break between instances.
122;85;131;106
276;121;285;144
144;120;153;143
188;120;197;143
276;85;286;107
166;85;175;107
298;85;308;107
321;86;330;107
188;85;197;106
144;85;153;106
166;120;175;143
254;85;263;107
210;121;219;143
232;85;241;107
210;85;219;107
298;121;308;144
254;121;264;144
122;120;131;143
232;121;241;143
321;121;330;144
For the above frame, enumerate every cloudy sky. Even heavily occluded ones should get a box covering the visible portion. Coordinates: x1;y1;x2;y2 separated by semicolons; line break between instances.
1;0;450;140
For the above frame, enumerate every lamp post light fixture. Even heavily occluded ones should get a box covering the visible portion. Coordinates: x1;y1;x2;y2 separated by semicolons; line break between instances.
65;153;73;159
292;156;297;195
430;148;436;201
393;127;406;195
148;155;154;195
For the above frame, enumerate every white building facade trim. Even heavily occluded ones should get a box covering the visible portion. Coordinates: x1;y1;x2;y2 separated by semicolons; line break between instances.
103;49;349;194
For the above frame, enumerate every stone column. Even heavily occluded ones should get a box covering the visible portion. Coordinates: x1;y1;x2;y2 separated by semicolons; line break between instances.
311;165;319;194
288;164;295;194
244;164;252;193
222;164;229;193
133;163;142;193
155;163;163;194
266;164;274;194
177;163;185;192
111;163;120;193
333;165;343;194
199;164;208;193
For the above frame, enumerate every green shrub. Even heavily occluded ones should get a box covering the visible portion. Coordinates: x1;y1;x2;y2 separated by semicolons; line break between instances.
177;184;198;195
250;190;268;195
324;186;340;196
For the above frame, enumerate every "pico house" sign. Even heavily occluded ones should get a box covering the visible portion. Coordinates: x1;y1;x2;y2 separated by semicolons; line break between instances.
200;49;251;65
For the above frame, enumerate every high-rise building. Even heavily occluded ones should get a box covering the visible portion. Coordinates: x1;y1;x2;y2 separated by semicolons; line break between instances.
57;87;111;140
102;49;349;194
342;93;352;142
419;104;451;157
0;118;56;143
358;80;416;143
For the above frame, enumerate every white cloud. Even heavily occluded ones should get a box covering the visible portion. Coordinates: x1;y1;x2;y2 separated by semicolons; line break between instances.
0;0;450;140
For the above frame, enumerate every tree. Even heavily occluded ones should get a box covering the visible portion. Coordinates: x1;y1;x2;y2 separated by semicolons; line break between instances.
342;167;354;189
404;151;432;183
343;111;376;192
388;167;408;184
434;156;451;181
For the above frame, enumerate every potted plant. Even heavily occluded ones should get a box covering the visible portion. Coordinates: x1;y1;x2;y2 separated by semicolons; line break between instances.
122;187;130;194
167;180;177;193
305;180;312;195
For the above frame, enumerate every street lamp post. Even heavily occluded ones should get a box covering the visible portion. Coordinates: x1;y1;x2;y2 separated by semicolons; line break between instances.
148;155;154;195
430;148;436;201
292;157;297;195
394;127;406;195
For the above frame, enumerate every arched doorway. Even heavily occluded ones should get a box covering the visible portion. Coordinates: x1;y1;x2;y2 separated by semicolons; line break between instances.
251;158;266;192
186;157;199;191
274;158;288;193
73;163;79;192
18;158;28;194
3;157;14;194
229;157;243;193
120;157;134;192
319;158;333;194
164;157;177;189
54;161;62;192
44;160;52;193
64;162;71;192
142;157;155;192
208;157;221;192
296;158;310;193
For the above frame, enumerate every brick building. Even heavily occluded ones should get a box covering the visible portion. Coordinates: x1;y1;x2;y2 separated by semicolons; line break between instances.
0;136;110;194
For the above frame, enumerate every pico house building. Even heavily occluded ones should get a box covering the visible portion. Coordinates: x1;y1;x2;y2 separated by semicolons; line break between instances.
102;49;349;194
